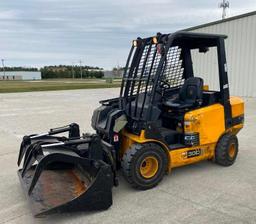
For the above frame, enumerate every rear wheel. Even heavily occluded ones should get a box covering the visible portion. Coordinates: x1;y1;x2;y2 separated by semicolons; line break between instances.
215;134;238;166
121;143;168;190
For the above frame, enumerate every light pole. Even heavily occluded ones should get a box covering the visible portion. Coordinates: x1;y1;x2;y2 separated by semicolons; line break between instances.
1;59;5;79
79;60;83;79
219;0;229;19
71;62;75;79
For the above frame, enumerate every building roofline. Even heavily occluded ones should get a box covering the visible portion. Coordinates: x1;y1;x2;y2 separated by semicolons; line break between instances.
184;10;256;31
0;71;41;73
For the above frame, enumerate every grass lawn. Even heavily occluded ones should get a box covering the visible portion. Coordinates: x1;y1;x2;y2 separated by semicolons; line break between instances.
0;79;121;93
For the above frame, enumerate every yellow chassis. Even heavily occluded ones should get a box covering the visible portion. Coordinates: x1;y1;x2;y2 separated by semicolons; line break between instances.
120;96;244;171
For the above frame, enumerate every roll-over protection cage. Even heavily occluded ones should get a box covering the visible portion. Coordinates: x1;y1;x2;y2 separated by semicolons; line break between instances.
119;31;232;129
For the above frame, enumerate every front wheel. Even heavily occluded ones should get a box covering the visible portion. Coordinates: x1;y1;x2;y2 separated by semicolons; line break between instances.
121;143;168;190
215;134;239;166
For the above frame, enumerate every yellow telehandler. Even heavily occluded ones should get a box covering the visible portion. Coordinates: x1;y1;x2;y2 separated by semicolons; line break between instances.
17;31;244;216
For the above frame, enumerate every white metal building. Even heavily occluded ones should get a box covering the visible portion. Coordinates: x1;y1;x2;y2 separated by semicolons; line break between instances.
185;11;256;97
0;71;41;80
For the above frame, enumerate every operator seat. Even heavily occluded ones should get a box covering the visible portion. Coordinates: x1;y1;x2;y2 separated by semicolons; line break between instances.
164;77;203;110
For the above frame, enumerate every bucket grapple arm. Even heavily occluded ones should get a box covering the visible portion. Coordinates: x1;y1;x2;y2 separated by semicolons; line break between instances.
17;123;115;217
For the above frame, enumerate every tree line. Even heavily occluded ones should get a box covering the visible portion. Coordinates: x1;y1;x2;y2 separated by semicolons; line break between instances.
0;65;104;79
41;65;104;79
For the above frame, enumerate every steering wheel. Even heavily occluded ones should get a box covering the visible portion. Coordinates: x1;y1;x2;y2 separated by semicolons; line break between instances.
160;80;170;89
154;80;170;99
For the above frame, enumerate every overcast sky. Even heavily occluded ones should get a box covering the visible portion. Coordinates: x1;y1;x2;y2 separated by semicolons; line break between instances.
0;0;256;69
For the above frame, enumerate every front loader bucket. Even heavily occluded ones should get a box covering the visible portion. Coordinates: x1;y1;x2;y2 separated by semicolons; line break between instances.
17;126;115;217
18;160;113;217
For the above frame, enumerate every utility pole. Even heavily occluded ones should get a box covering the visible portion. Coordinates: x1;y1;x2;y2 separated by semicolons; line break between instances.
219;0;229;19
117;61;120;78
1;59;5;79
79;60;83;79
71;62;75;79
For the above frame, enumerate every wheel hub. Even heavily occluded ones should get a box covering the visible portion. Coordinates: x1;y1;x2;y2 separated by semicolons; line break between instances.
228;143;236;158
139;156;159;179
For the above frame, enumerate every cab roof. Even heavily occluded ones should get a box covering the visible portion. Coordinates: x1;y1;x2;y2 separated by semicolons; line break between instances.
137;31;227;49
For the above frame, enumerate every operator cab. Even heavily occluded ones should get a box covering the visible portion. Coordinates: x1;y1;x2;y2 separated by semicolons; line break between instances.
117;32;232;149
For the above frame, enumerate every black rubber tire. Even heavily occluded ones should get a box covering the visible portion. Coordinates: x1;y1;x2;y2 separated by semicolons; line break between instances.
215;134;238;166
121;143;168;190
